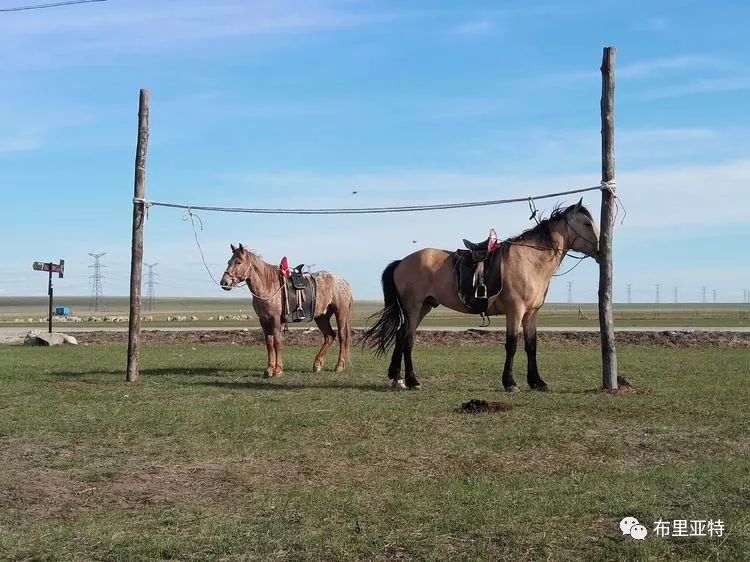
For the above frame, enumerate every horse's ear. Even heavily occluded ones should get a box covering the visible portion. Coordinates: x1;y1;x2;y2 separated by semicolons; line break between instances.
230;243;237;253
574;197;583;211
238;243;245;252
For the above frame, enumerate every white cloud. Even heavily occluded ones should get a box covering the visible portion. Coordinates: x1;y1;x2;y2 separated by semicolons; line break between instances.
552;55;727;83
218;156;750;230
638;17;667;32
640;76;750;100
0;0;393;68
450;19;495;38
0;129;42;153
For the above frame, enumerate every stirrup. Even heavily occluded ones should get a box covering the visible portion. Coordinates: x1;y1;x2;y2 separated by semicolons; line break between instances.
475;284;488;299
479;313;491;327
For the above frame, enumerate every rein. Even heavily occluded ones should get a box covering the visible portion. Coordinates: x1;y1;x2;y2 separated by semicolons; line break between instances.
224;257;286;301
499;216;597;277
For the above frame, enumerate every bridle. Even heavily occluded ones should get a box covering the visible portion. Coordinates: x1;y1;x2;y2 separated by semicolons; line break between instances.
563;215;599;260
222;257;251;288
222;254;285;301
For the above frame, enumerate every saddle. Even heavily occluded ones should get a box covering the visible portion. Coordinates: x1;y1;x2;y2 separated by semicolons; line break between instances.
280;259;316;324
453;229;502;314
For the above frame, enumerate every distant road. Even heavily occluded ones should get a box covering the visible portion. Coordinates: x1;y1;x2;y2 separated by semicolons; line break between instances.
2;325;750;344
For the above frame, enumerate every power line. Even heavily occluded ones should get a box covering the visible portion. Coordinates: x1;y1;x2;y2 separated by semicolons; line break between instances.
88;252;106;312
0;0;106;12
144;263;158;312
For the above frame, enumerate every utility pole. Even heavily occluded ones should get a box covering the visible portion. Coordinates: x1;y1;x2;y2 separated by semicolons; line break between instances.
655;283;661;304
713;289;717;304
144;263;158;312
567;281;574;304
702;285;707;304
626;283;632;304
673;285;678;304
89;252;106;312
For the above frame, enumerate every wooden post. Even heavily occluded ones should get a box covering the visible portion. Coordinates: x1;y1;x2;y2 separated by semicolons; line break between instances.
599;47;618;390
126;89;150;382
47;265;53;334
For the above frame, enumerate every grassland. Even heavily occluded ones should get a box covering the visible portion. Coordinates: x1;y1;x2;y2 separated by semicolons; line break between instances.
1;296;749;328
1;342;748;560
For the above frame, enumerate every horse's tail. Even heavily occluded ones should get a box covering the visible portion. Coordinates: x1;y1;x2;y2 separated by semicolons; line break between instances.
360;260;404;357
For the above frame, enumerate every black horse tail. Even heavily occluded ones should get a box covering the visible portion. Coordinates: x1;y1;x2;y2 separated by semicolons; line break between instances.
360;260;404;357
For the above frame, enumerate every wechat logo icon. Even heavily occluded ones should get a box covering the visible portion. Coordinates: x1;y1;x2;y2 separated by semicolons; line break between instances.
621;517;648;540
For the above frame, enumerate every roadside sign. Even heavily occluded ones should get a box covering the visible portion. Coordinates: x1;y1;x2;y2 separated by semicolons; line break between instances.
32;260;64;278
31;259;65;334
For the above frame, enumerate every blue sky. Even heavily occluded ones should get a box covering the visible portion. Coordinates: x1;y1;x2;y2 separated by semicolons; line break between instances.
1;0;749;302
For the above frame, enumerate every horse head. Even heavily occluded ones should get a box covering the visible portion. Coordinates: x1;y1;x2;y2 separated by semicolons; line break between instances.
564;199;600;262
220;243;249;290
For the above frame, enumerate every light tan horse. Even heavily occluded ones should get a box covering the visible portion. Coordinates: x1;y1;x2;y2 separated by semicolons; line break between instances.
220;244;353;376
361;200;600;391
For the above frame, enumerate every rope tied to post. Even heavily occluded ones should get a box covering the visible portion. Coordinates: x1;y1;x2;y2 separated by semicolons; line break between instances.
599;179;626;224
133;196;153;220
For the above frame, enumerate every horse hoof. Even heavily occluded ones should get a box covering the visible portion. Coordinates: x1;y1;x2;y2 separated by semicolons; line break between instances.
335;364;345;373
392;379;407;390
505;385;521;394
408;383;422;391
262;370;273;378
534;384;550;392
313;365;323;374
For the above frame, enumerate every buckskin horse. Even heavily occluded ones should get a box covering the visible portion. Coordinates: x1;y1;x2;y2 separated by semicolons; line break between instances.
220;244;353;376
361;200;600;391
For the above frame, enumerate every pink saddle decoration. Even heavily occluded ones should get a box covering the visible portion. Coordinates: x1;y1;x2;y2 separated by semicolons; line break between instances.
488;229;499;252
279;256;291;278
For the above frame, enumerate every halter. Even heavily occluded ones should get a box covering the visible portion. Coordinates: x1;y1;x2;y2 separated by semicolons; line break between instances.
223;254;285;301
563;214;598;259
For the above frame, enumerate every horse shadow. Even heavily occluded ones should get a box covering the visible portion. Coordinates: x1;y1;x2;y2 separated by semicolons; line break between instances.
191;377;392;393
50;367;245;378
49;367;393;392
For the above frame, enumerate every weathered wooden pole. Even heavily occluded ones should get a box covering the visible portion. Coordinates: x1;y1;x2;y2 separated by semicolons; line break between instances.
126;89;150;383
47;265;53;334
599;47;618;390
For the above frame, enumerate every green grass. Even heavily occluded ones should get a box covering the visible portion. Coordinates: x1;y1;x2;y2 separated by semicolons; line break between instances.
0;343;748;560
2;297;749;328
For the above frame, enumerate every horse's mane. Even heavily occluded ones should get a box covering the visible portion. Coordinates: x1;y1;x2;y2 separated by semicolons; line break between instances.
505;203;593;246
238;248;280;287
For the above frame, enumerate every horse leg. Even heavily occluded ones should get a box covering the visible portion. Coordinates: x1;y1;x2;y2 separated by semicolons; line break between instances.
313;312;336;373
403;302;433;390
503;309;522;392
523;310;549;391
333;308;349;372
388;327;406;389
271;317;284;376
260;319;276;378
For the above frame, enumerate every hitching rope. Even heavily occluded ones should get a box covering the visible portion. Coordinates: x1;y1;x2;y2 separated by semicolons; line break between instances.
133;183;609;215
183;208;286;300
139;180;622;287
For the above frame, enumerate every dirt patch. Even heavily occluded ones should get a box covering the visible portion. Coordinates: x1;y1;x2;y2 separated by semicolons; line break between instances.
47;380;85;390
456;399;513;414
63;328;750;348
